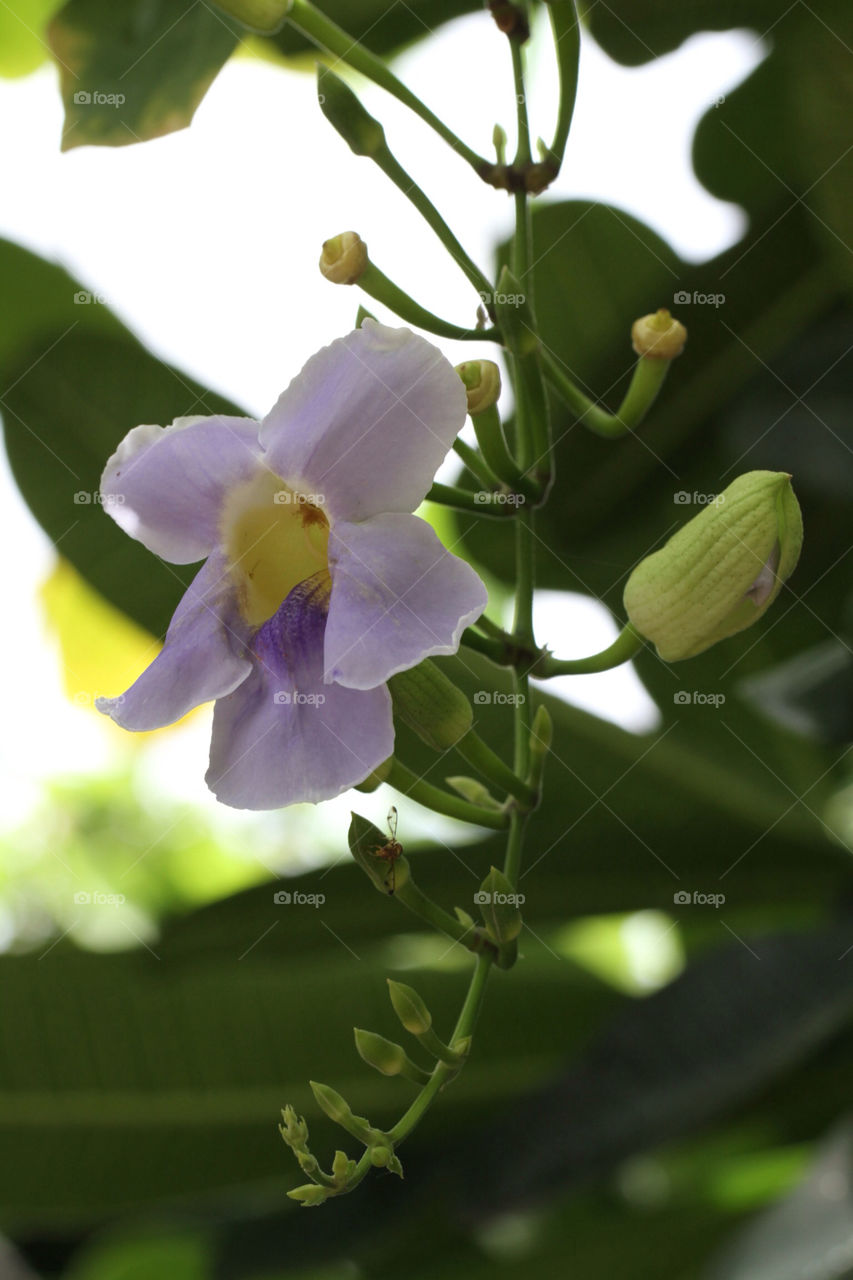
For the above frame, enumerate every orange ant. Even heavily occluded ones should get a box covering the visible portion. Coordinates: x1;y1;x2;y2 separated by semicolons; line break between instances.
372;806;403;895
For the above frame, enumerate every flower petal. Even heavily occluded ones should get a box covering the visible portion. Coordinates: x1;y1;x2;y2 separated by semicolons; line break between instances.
324;514;488;690
96;554;252;731
102;415;263;563
259;322;467;522
206;573;394;808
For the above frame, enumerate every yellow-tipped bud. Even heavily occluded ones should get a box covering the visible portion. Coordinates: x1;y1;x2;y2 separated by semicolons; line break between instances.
456;360;502;416
319;231;368;285
631;308;687;359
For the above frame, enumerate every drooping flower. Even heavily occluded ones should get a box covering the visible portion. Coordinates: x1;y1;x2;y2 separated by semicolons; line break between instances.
96;322;487;808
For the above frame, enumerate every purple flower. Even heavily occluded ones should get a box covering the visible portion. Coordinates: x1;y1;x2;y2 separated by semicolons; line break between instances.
96;323;487;809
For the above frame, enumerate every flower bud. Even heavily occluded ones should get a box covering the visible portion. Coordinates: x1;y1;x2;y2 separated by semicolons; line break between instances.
332;1149;357;1184
309;1080;372;1141
354;1028;408;1076
279;1103;309;1152
446;776;502;810
327;1146;356;1182
318;68;385;158
388;659;473;752
387;979;432;1035
623;470;803;661
477;866;523;944
287;1183;329;1206
456;360;502;416
631;308;687;359
320;232;368;285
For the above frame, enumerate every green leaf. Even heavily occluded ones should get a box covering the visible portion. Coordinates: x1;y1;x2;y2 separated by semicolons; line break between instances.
0;880;611;1225
583;0;781;67
2;328;244;637
48;0;241;149
0;0;64;78
0;238;248;638
707;1120;853;1280
460;923;853;1213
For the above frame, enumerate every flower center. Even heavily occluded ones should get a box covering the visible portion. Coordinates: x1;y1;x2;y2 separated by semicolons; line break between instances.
221;469;331;627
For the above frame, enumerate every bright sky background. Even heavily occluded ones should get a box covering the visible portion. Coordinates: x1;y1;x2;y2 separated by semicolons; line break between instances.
0;13;765;850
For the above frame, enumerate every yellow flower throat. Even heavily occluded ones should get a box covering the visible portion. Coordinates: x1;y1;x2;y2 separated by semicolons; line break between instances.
221;470;331;628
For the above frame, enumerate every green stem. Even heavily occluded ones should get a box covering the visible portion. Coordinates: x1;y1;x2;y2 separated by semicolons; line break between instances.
471;405;533;493
505;8;536;895
359;261;501;342
424;482;520;518
537;621;645;676
456;728;537;809
289;0;493;181
393;877;491;954
318;69;494;304
389;953;492;1143
387;759;508;830
453;438;505;491
541;345;673;438
540;0;580;181
460;627;512;665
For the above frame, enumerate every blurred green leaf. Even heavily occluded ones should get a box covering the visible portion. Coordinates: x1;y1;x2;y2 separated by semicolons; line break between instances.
0;854;613;1226
584;0;783;66
459;923;853;1214
64;1230;208;1280
0;0;64;78
0;240;247;637
706;1119;853;1280
48;0;241;149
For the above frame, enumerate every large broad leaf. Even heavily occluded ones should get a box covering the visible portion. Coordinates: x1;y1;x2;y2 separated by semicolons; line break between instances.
585;0;796;66
0;862;613;1227
48;0;241;149
0;239;247;637
457;922;853;1214
707;1120;853;1280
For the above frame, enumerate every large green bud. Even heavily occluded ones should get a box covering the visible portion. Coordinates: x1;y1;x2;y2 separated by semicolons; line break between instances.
623;471;803;661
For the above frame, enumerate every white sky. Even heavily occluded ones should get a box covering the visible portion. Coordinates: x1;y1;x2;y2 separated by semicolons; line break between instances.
0;14;764;846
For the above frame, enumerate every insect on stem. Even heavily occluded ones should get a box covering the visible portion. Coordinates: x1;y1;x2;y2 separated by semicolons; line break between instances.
372;806;403;895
